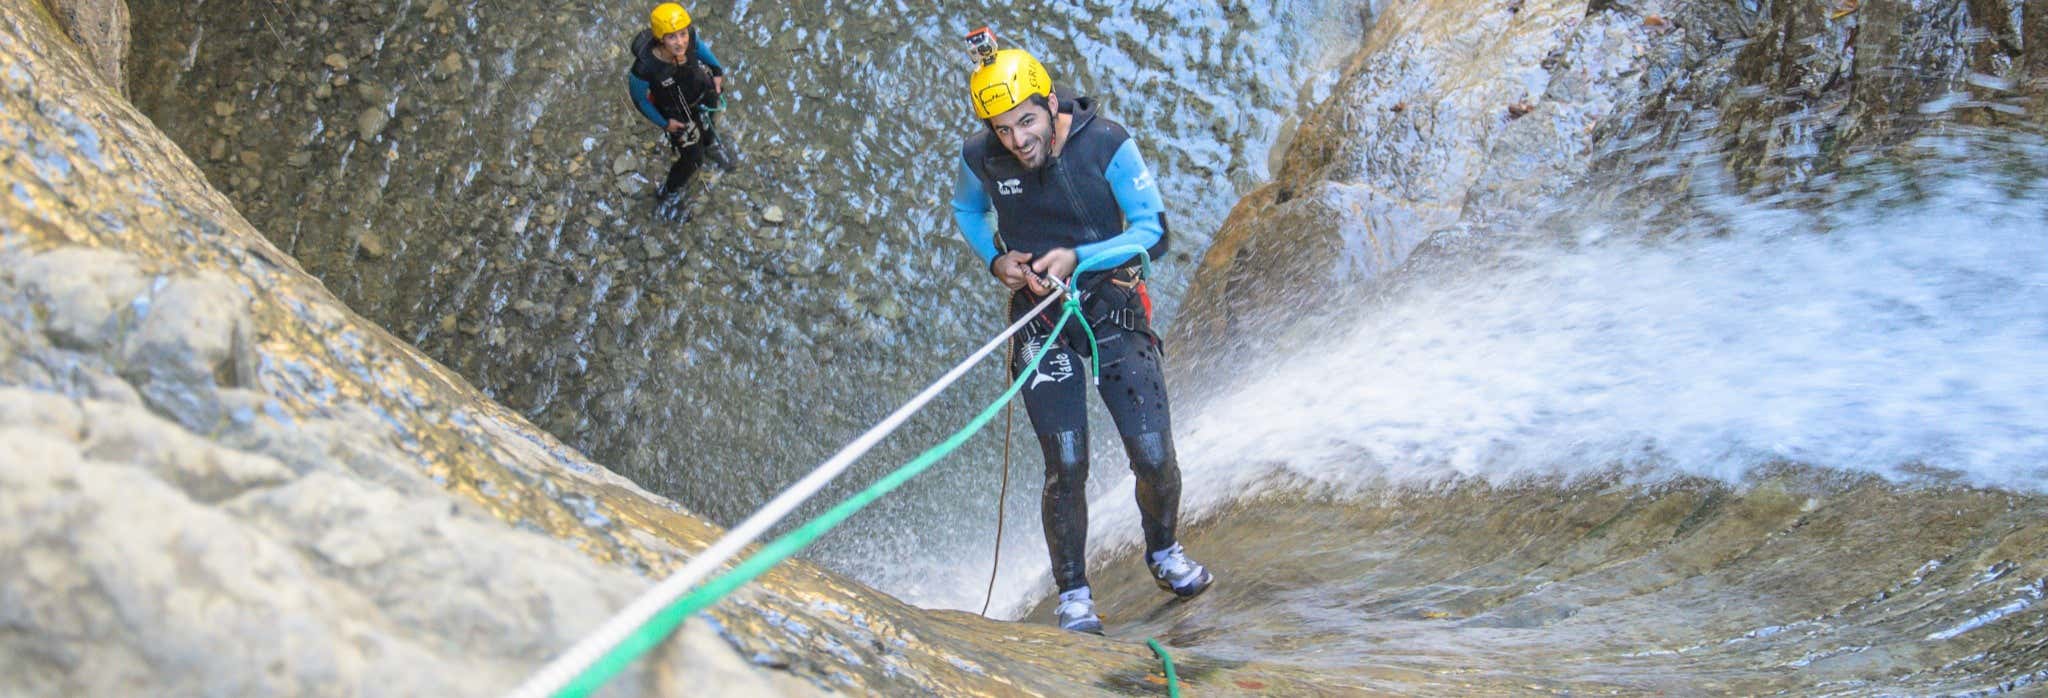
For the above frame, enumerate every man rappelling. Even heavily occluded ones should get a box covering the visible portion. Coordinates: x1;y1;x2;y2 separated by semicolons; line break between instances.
949;28;1214;635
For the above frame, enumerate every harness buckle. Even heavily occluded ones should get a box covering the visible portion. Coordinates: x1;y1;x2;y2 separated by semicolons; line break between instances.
1097;307;1139;332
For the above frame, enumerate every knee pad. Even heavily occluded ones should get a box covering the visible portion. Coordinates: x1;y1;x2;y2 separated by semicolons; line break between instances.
1123;431;1176;475
1038;430;1088;487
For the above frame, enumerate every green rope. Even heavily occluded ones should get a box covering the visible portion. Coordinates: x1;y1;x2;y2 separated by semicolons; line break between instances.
1146;638;1182;697
553;306;1082;698
1063;288;1103;381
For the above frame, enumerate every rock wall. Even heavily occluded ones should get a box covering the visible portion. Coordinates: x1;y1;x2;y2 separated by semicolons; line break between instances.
0;2;805;693
116;0;1336;537
39;0;128;91
0;0;1343;694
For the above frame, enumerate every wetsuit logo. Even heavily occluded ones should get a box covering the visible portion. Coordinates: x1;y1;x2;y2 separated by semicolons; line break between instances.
997;178;1023;196
1133;167;1155;191
1025;337;1074;390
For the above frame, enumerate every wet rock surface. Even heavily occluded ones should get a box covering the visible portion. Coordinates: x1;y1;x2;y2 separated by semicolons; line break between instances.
40;0;128;90
1;4;1333;694
1074;470;2048;695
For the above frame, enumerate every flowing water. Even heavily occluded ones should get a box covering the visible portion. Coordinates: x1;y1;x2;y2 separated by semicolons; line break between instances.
940;131;2048;692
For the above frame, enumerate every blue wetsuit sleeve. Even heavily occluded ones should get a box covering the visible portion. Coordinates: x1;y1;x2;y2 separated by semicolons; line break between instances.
952;159;1000;266
693;33;725;75
628;73;665;128
1075;139;1166;266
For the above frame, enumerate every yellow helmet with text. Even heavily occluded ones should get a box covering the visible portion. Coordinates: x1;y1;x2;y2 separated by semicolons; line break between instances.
650;3;691;38
968;48;1052;120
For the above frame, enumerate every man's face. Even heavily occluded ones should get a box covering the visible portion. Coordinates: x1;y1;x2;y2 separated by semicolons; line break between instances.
989;97;1058;170
660;29;691;57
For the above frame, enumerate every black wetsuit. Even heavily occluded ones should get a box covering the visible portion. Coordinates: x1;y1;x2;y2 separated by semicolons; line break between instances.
954;94;1180;594
627;28;721;197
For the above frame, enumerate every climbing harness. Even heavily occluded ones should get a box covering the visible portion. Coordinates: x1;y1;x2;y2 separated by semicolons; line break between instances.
510;246;1174;697
1054;249;1155;385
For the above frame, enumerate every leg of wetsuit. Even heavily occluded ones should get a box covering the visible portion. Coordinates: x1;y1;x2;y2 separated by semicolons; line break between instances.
705;126;736;171
1095;326;1181;554
659;141;704;199
1011;294;1092;592
1036;428;1089;593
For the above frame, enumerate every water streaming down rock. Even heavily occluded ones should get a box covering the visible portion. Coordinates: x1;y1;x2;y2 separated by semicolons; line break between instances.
15;0;2048;693
1034;138;2048;693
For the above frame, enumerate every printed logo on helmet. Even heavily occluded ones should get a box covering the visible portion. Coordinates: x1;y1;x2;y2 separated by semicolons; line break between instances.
976;84;1014;117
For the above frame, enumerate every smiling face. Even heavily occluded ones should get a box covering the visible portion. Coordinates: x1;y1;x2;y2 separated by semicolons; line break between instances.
988;93;1059;170
659;28;691;58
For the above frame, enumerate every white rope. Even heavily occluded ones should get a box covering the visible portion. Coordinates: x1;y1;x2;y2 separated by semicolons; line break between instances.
509;286;1068;698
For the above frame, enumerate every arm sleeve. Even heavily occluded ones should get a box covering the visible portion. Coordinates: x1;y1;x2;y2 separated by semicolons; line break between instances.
628;73;665;128
1075;139;1166;266
693;32;725;75
951;159;1000;266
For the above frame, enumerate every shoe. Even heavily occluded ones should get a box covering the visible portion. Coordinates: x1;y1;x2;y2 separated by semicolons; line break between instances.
652;192;690;223
1148;543;1213;598
708;141;738;172
1054;587;1104;635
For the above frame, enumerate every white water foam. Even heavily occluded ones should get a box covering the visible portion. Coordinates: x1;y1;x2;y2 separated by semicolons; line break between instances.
1169;174;2048;502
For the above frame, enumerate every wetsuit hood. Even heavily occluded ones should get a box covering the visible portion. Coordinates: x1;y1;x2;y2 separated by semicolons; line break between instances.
1056;91;1099;144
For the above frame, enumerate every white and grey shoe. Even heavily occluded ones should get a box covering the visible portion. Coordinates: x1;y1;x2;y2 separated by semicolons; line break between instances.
708;140;738;171
1148;543;1214;598
651;191;690;223
1054;587;1104;635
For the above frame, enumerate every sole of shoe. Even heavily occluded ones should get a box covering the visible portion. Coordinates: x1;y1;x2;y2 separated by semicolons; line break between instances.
1156;570;1214;599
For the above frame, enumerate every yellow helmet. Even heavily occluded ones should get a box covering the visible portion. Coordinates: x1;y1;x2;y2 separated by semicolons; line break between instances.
650;3;691;38
969;49;1052;120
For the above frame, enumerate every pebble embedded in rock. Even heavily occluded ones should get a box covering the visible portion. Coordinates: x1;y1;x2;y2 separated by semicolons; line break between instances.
357;108;389;141
762;206;785;224
435;52;464;80
355;230;387;259
323;53;348;71
876;299;906;321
